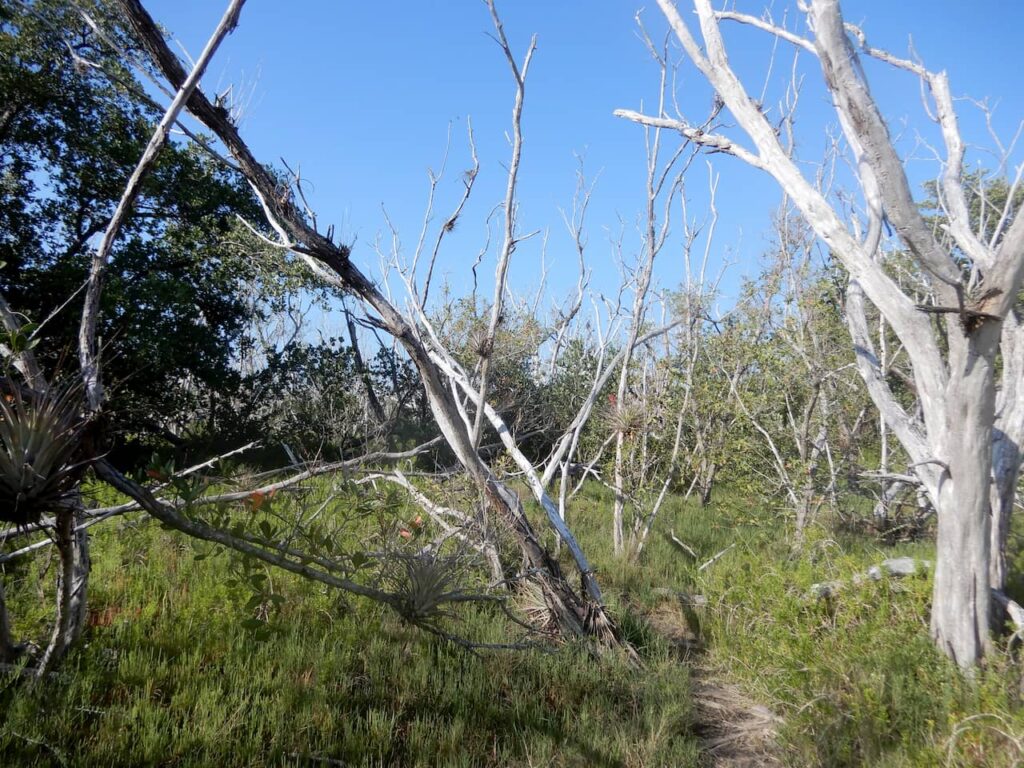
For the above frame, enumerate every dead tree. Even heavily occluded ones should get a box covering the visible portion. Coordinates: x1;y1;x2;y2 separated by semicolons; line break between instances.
618;0;1024;667
111;0;629;653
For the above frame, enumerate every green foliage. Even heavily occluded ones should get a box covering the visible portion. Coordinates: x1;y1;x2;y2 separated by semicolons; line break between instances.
0;1;343;464
5;473;1024;766
239;338;363;460
688;506;1024;767
922;171;1024;257
430;292;577;461
540;483;1024;767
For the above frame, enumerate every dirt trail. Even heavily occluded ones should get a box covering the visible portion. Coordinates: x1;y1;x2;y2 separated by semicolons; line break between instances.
641;595;783;767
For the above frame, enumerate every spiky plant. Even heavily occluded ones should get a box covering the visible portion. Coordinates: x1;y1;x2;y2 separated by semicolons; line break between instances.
606;400;646;439
0;379;87;525
402;555;461;621
382;553;467;623
512;578;558;636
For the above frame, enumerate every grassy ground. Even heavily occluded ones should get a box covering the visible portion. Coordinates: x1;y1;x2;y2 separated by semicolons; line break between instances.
3;478;1024;766
658;487;1024;767
0;480;699;767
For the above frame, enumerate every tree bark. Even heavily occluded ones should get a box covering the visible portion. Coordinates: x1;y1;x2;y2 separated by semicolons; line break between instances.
989;433;1020;595
930;324;1000;665
35;508;90;677
990;314;1024;594
0;579;20;662
342;299;386;424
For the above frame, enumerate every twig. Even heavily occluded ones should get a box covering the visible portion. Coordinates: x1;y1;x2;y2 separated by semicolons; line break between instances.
669;529;699;559
698;544;735;572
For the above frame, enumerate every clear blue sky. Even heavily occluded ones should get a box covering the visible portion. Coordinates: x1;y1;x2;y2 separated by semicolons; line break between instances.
145;0;1024;319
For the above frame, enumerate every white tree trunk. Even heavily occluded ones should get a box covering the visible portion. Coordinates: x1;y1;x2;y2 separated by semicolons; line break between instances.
624;0;1024;666
931;324;1000;664
36;508;90;677
990;314;1024;594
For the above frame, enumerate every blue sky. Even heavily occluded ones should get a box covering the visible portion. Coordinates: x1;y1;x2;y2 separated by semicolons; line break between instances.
145;1;1024;322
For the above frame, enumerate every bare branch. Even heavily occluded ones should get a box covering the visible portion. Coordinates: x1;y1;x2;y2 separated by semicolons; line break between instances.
79;0;246;412
612;109;765;169
473;3;537;449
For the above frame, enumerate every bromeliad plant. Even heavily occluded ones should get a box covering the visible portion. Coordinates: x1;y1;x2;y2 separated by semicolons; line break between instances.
0;378;89;526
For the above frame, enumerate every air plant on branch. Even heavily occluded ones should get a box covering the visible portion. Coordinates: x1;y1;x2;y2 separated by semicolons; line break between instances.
606;399;646;440
394;554;463;622
380;550;478;626
0;378;88;525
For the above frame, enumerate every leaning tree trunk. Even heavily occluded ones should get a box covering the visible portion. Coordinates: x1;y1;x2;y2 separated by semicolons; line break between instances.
930;325;999;666
115;0;628;653
412;350;626;650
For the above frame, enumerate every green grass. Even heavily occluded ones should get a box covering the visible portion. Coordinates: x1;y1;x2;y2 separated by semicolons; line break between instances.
0;481;700;767
4;478;1024;766
654;489;1024;767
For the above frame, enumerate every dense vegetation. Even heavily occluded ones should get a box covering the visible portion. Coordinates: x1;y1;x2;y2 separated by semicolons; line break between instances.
5;481;1024;766
2;1;1023;766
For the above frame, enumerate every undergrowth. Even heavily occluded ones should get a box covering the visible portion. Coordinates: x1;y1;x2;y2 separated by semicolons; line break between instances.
642;486;1024;767
0;479;699;768
4;478;1024;766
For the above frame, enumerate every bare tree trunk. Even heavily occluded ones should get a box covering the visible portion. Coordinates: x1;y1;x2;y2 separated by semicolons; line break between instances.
79;0;245;412
609;24;689;555
876;314;895;526
611;428;629;555
634;412;685;557
470;2;533;451
931;335;998;664
872;480;905;531
342;298;386;424
698;463;716;507
35;507;90;677
795;423;827;540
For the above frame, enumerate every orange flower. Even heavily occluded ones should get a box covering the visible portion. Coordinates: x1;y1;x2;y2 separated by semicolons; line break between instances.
248;491;266;510
398;529;412;539
411;515;424;529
